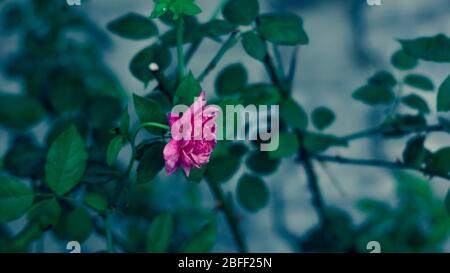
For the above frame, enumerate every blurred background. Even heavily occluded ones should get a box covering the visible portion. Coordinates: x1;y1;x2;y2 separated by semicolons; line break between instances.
0;0;450;252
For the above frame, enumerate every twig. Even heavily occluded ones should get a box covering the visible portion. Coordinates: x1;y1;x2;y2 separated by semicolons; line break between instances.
315;154;450;181
341;124;445;141
198;30;240;82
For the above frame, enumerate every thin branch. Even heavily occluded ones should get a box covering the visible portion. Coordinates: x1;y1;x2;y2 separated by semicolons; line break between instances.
198;30;240;82
341;124;445;141
263;52;288;97
315;154;450;181
287;46;299;88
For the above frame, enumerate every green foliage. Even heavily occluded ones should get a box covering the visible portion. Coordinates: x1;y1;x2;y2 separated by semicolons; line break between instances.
147;213;174;253
223;0;259;26
391;49;418;70
237;174;269;212
352;84;395;105
312;107;335;130
27;199;61;229
0;176;33;223
280;98;308;129
426;147;450;175
241;31;268;61
130;44;171;84
399;34;450;63
203;19;234;37
241;83;281;105
246;151;280;175
107;136;125;166
215;64;248;96
182;219;217;253
174;72;202;105
303;133;347;153
3;137;46;178
258;13;309;45
151;0;202;20
84;193;108;213
404;74;434;91
401;94;430;114
54;207;93;243
437;75;450;112
45;126;88;196
268;132;299;158
445;189;450;214
136;142;165;183
0;94;45;130
402;135;427;168
133;94;168;134
108;13;158;40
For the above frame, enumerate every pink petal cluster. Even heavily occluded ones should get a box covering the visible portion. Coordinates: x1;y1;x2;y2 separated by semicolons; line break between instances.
163;91;219;176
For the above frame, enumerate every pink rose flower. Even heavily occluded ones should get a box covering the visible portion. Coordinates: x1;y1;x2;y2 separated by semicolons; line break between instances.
163;91;219;176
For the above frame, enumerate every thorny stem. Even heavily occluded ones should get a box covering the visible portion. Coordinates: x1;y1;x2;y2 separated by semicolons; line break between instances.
198;30;240;82
206;179;248;253
315;154;450;181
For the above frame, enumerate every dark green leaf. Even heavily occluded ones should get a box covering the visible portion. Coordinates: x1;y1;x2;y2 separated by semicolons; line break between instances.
402;135;427;168
48;75;87;113
268;132;299;158
45;116;88;146
399;34;450;63
182;220;217;253
246;151;280;175
87;95;123;128
45;125;88;196
241;31;267;61
241;83;281;105
133;94;168;134
426;147;450;175
222;0;259;26
312;107;335;130
258;13;309;45
129;44;171;84
174;72;202;105
0;176;34;223
391;49;418;70
303;132;348;153
352;85;395;105
401;94;430;113
381;114;427;137
136;142;165;183
107;13;158;40
151;0;201;20
187;165;207;182
404;74;434;91
229;143;248;158
54;207;93;243
147;213;174;253
215;64;247;96
0;94;45;130
237;174;269;212
4;137;45;178
437;75;450;112
107;136;124;166
120;107;130;135
206;155;240;183
368;71;397;88
84;192;108;213
445;189;450;214
203;19;234;37
27;199;61;229
280;98;308;129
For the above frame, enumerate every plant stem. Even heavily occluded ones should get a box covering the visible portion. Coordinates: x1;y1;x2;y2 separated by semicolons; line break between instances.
149;65;173;101
206;179;247;253
176;17;185;80
263;52;288;97
198;30;240;82
315;154;450;181
105;210;114;253
341;124;445;141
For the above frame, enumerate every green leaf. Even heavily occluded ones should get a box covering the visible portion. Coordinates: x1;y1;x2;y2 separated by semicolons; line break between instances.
391;49;418;70
129;44;171;84
120;107;130;135
437;75;450;112
303;132;348;153
151;0;202;20
246;151;280;175
426;147;450;175
0;176;34;223
187;165;207;182
147;213;174;253
312;107;335;130
27;198;61;229
241;83;281;105
174;71;202;105
4;137;46;178
48;75;87;113
237;174;269;212
182;220;217;253
399;34;450;63
215;63;247;96
107;136;124;166
45;116;88;146
280;98;308;129
45;125;88;196
84;192;108;213
54;207;93;243
160;19;204;46
402;135;427;168
222;0;259;25
136;142;165;183
0;94;45;130
381;114;427;137
205;155;240;183
404;74;434;91
445;189;450;214
87;95;123;128
203;19;234;37
401;94;430;114
107;13;158;40
268;132;299;158
258;13;309;46
368;71;397;88
241;31;267;61
133;94;168;134
352;85;395;105
229;143;248;158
